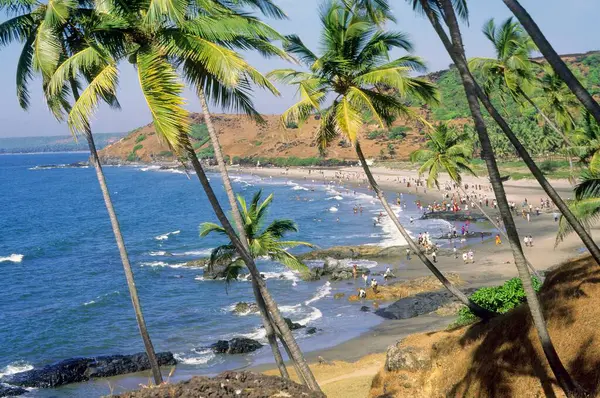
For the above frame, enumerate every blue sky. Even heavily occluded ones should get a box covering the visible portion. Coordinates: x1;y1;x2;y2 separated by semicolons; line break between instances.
0;0;598;137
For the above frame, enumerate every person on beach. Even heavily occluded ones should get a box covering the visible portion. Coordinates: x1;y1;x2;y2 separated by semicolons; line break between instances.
453;246;458;259
358;288;367;299
406;248;411;260
529;235;534;247
524;236;529;247
362;273;368;286
371;278;379;294
352;264;358;279
384;267;393;281
462;252;468;264
495;234;502;245
432;250;437;263
554;212;559;222
468;250;474;263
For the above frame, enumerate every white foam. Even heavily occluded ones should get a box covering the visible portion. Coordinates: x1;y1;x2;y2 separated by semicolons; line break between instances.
154;230;180;241
140;166;161;172
260;271;299;282
329;207;339;212
174;349;215;365
83;300;96;306
305;282;331;305
239;327;267;341
376;206;409;247
0;254;24;263
149;251;168;256
171;249;212;257
140;261;188;269
0;362;33;378
296;306;322;326
326;195;343;201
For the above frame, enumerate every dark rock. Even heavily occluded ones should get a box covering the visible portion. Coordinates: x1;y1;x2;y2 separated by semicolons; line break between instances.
386;344;431;371
2;352;177;389
284;317;305;330
435;231;492;240
232;302;260;315
306;327;318;335
375;289;476;320
114;371;325;397
421;211;486;222
0;384;28;396
360;306;371;312
301;257;370;282
211;338;263;355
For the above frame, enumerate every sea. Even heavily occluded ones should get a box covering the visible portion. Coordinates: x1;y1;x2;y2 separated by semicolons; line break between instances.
0;153;456;397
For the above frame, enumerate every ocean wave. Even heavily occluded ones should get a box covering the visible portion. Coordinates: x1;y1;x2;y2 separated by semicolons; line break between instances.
291;184;309;191
140;261;189;269
174;349;215;365
239;327;267;342
154;230;181;241
149;251;168;256
0;254;24;263
171;249;212;257
329;207;339;212
279;304;322;326
83;290;120;307
260;271;299;282
326;195;344;201
0;361;33;378
376;207;409;247
305;281;331;305
297;306;322;326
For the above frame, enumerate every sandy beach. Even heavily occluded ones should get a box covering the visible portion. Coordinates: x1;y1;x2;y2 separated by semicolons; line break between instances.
233;164;594;397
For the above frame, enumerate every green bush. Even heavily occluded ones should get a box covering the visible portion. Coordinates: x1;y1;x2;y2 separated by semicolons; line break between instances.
132;144;143;152
196;146;215;158
126;152;138;162
387;126;410;140
135;134;146;143
453;276;542;327
367;130;385;140
189;123;209;140
158;150;173;157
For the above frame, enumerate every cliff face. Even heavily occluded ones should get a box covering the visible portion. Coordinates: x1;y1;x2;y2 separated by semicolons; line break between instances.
99;112;428;163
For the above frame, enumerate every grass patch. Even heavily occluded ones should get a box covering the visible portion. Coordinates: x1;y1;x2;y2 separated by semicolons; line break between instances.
135;134;146;144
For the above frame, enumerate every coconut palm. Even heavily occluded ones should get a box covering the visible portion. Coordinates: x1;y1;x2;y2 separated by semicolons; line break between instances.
46;1;321;389
556;169;600;245
410;123;475;188
200;190;313;283
0;0;164;384
501;0;600;126
469;18;576;178
269;0;494;319
572;112;600;173
411;0;581;394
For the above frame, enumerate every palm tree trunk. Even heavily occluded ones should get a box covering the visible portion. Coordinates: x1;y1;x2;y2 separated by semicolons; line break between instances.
86;134;163;385
198;90;289;379
69;79;163;385
502;0;600;126
458;186;542;280
354;143;495;319
184;144;320;392
430;1;581;394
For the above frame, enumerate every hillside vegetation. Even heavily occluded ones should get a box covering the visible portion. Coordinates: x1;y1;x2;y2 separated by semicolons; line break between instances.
100;51;600;165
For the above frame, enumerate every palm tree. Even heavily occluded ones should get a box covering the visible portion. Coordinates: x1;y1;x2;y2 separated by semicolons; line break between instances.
46;1;321;389
411;123;541;279
200;190;313;282
557;169;600;245
501;0;600;126
418;0;600;268
269;0;494;319
412;0;581;394
572;112;600;173
0;0;164;384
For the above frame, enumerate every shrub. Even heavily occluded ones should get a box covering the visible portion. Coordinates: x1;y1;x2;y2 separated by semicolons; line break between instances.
387;126;410;140
132;144;143;153
189;123;209;140
126;152;138;162
253;140;263;146
453;276;542;327
285;122;299;129
158;150;173;157
367;130;385;140
135;134;146;143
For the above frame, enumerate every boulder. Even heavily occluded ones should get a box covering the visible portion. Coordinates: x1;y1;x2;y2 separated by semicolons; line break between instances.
232;302;260;315
306;327;318;335
0;384;27;396
1;352;177;389
386;344;431;372
301;258;370;282
114;371;325;398
375;289;476;320
211;338;263;355
360;306;371;312
284;317;305;330
333;293;345;299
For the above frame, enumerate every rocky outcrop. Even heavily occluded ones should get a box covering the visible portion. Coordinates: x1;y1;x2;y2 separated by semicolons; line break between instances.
211;338;263;355
114;371;326;397
1;352;176;389
421;211;486;222
232;302;260;315
386;343;431;372
301;258;370;281
298;245;405;261
435;231;492;240
284;317;305;331
0;384;27;396
375;288;475;320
